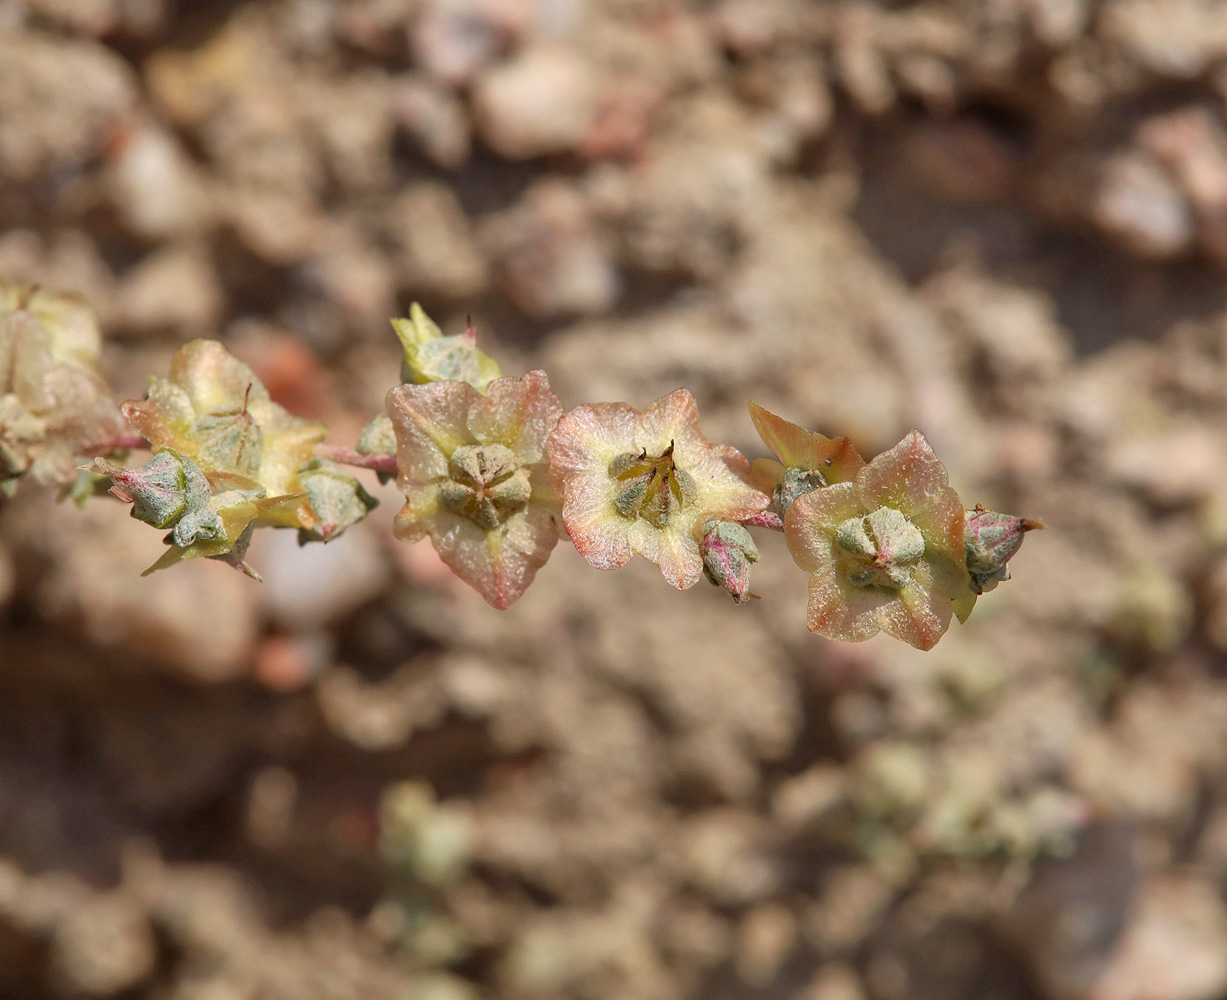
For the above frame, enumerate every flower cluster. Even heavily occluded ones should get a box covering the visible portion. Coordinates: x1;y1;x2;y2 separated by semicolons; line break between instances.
2;282;1041;650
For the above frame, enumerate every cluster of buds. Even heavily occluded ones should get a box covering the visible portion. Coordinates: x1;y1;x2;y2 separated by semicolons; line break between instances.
90;339;379;574
1;280;1041;650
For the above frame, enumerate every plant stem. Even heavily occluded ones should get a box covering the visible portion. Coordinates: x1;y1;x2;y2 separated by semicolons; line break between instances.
88;432;149;453
315;444;399;476
742;509;784;531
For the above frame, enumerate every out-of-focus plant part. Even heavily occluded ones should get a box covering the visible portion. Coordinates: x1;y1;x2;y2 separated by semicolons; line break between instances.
547;389;769;590
784;431;970;650
387;369;563;609
394;303;501;392
747;401;865;515
0;283;124;493
380;780;473;888
849;740;1086;866
1110;563;1194;653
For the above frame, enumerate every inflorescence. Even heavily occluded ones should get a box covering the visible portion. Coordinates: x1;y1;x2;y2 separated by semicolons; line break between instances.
0;283;1041;650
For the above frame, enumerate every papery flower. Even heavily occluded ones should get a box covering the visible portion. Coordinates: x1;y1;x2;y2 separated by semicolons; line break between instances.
121;340;330;531
547;390;769;590
394;303;501;392
387;370;563;609
747;401;865;515
784;430;971;650
0;285;123;492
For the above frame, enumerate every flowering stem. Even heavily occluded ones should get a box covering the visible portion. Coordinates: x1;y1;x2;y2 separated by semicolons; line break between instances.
741;509;784;531
88;431;150;453
315;444;399;476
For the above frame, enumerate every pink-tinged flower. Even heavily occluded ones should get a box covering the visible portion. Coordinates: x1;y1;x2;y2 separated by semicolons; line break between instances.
547;389;769;590
387;370;563;610
784;430;971;651
748;401;866;514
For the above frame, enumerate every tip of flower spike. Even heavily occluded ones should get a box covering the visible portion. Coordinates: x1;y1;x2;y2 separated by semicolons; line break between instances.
701;519;761;605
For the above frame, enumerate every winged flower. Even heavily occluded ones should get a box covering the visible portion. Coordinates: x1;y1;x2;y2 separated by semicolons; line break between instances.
747;401;865;515
547;389;769;590
784;430;971;650
387;370;563;609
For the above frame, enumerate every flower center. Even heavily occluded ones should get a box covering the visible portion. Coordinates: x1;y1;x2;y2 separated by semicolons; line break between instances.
835;506;926;589
608;443;697;529
439;443;531;529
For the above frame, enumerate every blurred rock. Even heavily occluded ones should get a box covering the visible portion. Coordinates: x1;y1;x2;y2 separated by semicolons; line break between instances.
0;32;136;181
21;0;116;36
298;70;395;192
1005;824;1141;1000
318;662;447;751
483;178;617;316
410;0;525;86
1091;876;1227;1000
253;518;390;630
1093;152;1193;257
115;243;223;337
472;45;596;159
904;120;1017;206
1102;0;1227;78
393;75;473;167
49;893;156;996
105;122;210;240
390;182;489;299
11;495;260;681
736;902;796;987
803;963;868;1000
299;223;397;334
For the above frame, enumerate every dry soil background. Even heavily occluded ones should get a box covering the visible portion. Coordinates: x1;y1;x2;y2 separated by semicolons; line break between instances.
5;0;1227;998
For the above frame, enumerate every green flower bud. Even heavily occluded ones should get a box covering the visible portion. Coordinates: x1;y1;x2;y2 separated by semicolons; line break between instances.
356;413;397;484
170;502;226;547
700;518;760;604
964;507;1044;595
296;459;379;543
393;303;501;393
835;506;926;590
87;450;211;530
773;464;827;514
607;443;697;529
439;444;532;529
